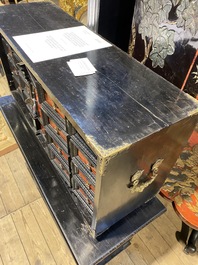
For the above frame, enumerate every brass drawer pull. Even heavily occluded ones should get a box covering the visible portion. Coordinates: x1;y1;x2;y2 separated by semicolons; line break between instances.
128;159;164;193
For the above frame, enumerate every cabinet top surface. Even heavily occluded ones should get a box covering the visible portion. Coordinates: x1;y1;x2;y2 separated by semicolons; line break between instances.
0;2;197;155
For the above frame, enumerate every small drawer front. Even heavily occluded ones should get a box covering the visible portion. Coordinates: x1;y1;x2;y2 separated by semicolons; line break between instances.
38;92;72;188
51;158;70;187
17;65;31;90
12;73;21;89
34;88;43;120
48;143;69;171
38;117;71;187
70;133;97;167
73;173;95;201
72;162;95;216
73;189;94;215
7;53;19;72
41;101;66;131
45;93;65;119
12;51;22;65
2;39;43;132
72;156;95;186
78;150;96;176
70;133;97;218
45;124;68;155
49;119;67;140
48;143;71;186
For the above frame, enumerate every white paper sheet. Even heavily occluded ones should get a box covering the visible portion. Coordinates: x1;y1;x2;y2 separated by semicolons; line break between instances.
13;26;112;63
67;58;97;76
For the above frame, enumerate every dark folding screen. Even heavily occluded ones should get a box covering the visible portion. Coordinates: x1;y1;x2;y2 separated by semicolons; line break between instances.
98;0;136;52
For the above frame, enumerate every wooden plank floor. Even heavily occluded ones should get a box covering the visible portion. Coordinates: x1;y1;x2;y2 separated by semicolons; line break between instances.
0;72;198;265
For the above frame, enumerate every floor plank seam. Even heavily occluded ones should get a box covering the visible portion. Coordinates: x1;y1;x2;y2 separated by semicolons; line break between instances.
152;218;188;264
0;195;7;218
124;247;136;265
1;197;42;218
4;151;39;205
136;233;160;265
10;212;32;265
30;201;57;264
0;254;4;265
138;221;184;265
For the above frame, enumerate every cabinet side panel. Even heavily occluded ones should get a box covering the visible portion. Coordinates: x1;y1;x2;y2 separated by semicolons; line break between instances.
93;115;198;236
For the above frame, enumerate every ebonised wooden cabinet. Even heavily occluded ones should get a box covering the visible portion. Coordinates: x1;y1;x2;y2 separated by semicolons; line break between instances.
0;1;198;244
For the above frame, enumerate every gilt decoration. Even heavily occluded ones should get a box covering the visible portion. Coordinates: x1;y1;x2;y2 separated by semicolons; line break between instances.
59;0;88;23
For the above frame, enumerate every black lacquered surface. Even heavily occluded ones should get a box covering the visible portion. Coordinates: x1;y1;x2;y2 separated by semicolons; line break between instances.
0;96;166;265
0;2;198;154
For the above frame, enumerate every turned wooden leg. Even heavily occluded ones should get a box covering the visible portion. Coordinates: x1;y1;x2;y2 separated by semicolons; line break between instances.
176;221;190;244
184;229;198;254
